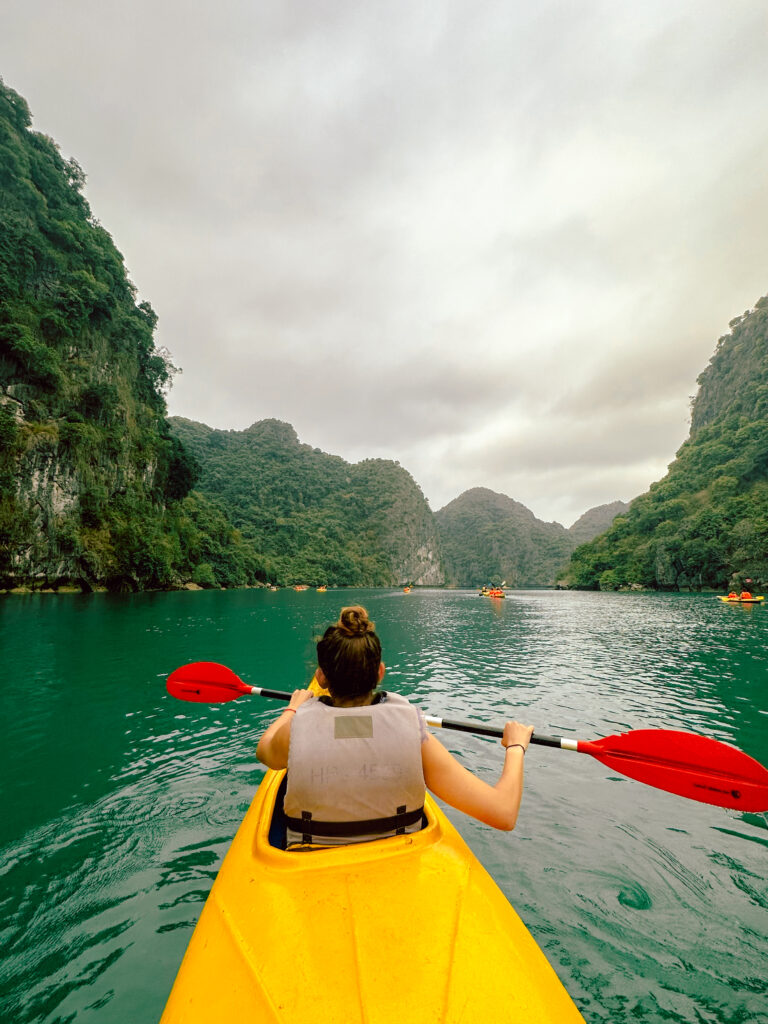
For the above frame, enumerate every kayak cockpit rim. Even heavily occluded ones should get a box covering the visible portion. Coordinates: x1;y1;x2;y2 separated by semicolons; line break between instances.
255;768;441;868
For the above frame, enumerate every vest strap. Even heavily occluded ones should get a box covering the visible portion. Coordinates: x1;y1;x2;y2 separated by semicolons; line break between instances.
301;810;312;845
284;806;424;838
396;804;406;835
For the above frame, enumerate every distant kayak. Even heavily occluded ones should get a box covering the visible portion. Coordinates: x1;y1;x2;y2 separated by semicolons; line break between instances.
718;595;764;604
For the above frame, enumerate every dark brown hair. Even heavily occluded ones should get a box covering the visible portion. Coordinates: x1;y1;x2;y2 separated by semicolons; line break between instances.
316;606;382;699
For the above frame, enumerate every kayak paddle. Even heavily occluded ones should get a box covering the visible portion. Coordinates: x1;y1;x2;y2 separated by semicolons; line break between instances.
166;661;768;812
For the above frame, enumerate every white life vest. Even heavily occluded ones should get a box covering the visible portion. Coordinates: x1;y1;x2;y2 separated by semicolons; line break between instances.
283;692;426;846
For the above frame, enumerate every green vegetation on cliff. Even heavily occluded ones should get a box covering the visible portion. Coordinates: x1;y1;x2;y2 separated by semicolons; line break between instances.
168;417;443;587
0;77;254;590
565;297;768;590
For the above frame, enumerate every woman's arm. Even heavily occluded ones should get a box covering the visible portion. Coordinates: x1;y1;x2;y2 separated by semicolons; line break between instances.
256;688;315;769
421;720;533;831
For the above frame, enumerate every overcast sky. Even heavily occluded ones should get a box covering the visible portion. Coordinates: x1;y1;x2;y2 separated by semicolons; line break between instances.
3;1;768;525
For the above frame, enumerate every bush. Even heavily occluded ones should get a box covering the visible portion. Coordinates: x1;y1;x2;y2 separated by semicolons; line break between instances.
192;562;217;588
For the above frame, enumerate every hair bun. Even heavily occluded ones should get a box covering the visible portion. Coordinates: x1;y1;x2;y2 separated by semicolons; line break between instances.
338;605;374;637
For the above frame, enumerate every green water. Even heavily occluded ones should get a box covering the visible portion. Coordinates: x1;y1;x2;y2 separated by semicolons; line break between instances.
1;589;766;1023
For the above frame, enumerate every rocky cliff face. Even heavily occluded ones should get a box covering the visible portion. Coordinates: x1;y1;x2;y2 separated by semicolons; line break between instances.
352;459;444;586
0;78;192;591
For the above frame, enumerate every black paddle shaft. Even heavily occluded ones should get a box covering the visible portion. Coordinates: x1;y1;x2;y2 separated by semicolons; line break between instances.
425;714;564;748
253;686;565;748
256;687;296;702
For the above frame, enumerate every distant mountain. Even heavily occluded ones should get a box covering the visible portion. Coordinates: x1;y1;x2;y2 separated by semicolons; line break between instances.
168;417;444;587
565;295;768;590
567;500;629;546
434;487;624;587
435;487;561;587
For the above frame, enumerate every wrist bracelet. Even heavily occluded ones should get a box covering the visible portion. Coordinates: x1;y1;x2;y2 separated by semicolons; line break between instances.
284;708;297;715
503;742;525;754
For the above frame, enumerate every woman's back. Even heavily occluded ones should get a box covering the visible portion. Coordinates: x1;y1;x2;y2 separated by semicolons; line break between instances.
284;692;426;846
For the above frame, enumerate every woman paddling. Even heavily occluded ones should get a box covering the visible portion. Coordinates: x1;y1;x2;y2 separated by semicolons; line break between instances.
256;605;533;847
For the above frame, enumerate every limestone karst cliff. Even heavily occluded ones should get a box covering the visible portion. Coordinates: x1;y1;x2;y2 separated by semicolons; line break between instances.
0;78;200;590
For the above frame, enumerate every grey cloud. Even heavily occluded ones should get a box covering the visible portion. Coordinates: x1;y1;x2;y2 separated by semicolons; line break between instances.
171;342;525;447
448;408;686;477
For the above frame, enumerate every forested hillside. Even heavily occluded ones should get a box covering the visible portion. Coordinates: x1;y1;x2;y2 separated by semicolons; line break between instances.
565;297;768;590
0;77;258;591
435;488;624;586
168;417;443;587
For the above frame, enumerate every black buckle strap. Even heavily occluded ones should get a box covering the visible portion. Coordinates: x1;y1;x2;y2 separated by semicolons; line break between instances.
301;810;312;845
395;805;406;835
285;806;424;838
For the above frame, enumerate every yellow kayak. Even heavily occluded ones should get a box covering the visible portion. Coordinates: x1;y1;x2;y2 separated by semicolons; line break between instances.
160;768;585;1023
718;595;764;603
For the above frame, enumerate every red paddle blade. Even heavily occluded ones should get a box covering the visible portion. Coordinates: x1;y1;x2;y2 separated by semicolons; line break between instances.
580;729;768;811
167;662;252;703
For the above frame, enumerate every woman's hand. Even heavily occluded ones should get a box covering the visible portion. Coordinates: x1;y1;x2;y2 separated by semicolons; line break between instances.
257;688;314;769
288;687;315;711
501;720;534;751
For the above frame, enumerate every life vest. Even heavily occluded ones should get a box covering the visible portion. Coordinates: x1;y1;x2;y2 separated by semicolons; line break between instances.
283;692;426;846
740;592;753;600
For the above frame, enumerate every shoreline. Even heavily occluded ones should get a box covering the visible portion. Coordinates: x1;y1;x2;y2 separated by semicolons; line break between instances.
0;583;724;597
